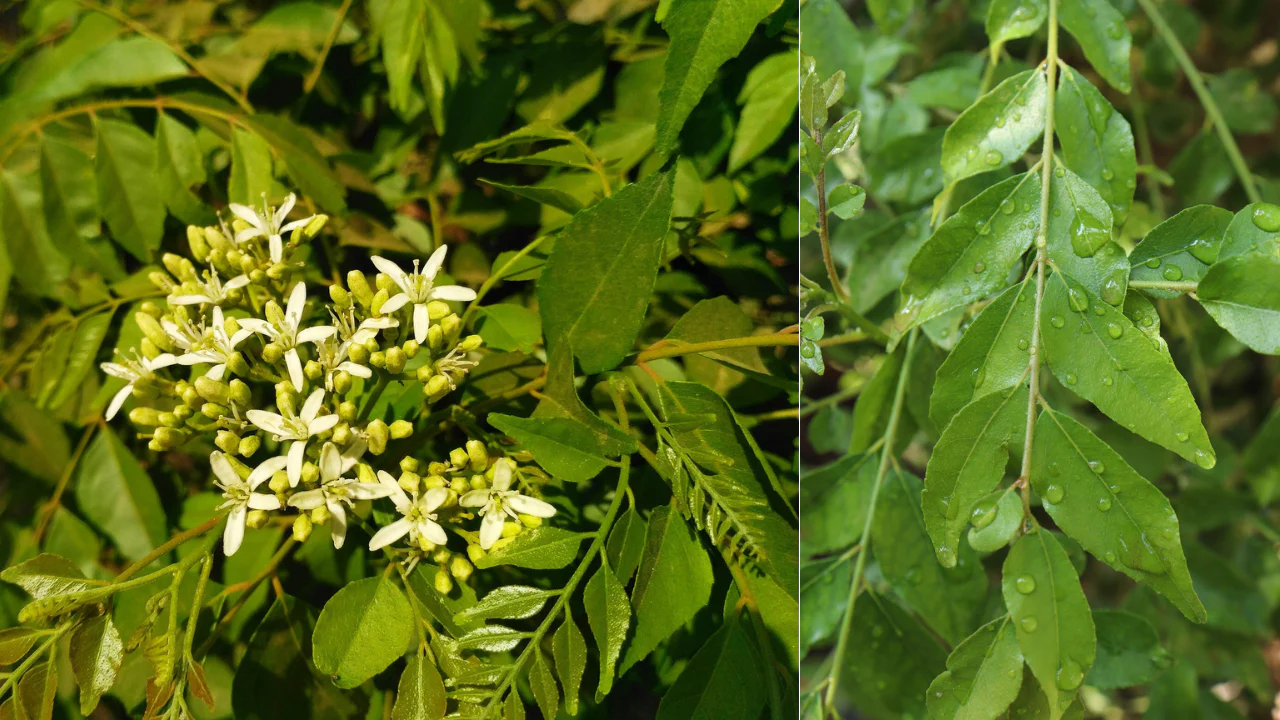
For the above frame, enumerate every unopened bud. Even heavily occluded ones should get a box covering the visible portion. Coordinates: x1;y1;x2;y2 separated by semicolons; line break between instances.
449;448;469;469
449;555;473;581
371;288;390;316
329;284;351;308
518;514;543;528
425;375;450;397
427;325;444;351
304;360;323;381
310;504;331;524
135;313;173;351
181;386;202;408
385;347;406;374
172;405;192;421
402;340;419;358
367;420;389;455
470;474;487;491
204;226;231;251
441;315;461;342
348;343;369;364
187;225;210;260
434;567;454;595
152;427;188;450
389;420;413;439
249;268;266;284
428;462;449;476
399;456;420;473
262;343;283;364
466;440;488;471
333;370;352;394
301;462;320;485
162;253;196;281
129;407;163;426
416;365;434;383
427;301;451;321
369;351;386;368
331;423;352;446
202;402;229;419
338;401;357;422
215;430;241;455
423;474;446;489
398;472;420;494
502;522;522;539
267;263;288;281
375;273;395;294
195;376;231;404
304;215;329;238
246;510;270;529
229;379;252;405
227;352;250;377
459;335;483;352
357;464;377;485
347;271;373;307
238;435;261;457
292;515;313;543
451;477;470;494
269;471;291;494
466;544;486;563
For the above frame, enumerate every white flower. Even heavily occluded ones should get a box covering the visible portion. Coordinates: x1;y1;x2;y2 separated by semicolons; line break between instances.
372;247;477;344
169;268;250;306
310;336;371;392
173;307;254;381
245;388;339;487
100;351;179;420
162;313;205;354
458;459;556;550
239;282;335;392
435;347;480;391
229;193;314;264
211;451;281;556
330;305;397;345
368;472;450;552
288;443;395;549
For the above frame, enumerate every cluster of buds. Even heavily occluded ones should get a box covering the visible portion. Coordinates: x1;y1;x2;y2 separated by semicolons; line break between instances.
100;193;556;580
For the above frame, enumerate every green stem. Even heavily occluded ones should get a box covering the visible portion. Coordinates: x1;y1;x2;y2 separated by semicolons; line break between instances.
1128;85;1166;218
359;374;392;421
302;0;354;94
823;330;917;717
633;332;799;363
1134;0;1261;203
812;124;850;303
1129;279;1197;293
115;513;224;584
0;624;69;700
460;235;549;327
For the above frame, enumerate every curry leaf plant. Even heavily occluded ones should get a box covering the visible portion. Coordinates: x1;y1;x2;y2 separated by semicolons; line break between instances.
801;0;1280;718
0;1;799;718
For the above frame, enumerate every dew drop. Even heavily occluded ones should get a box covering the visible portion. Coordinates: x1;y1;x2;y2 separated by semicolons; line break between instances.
973;261;986;273
972;502;998;529
1049;315;1065;328
1089;460;1105;474
1104;551;1117;563
1001;202;1015;215
1102;376;1113;386
1252;203;1280;233
1044;484;1064;504
1100;272;1125;306
972;368;986;388
985;149;1004;166
1098;496;1113;512
1015;575;1037;594
962;284;972;294
1064;372;1078;385
1187;236;1219;265
1195;451;1213;469
994;115;1006;128
937;546;957;566
1162;265;1183;281
1017;338;1030;350
1092;304;1106;316
1057;659;1085;690
872;625;885;638
968;146;979;159
1176;431;1189;442
1054;166;1065;178
801;344;815;358
1126;178;1136;189
1107;322;1122;339
1019;617;1038;633
1068;287;1089;312
1145;257;1161;269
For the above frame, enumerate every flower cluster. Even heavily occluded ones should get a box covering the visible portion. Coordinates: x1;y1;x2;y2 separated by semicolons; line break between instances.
101;193;557;585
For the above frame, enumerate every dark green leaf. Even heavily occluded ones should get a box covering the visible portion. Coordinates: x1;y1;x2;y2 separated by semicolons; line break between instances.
1086;610;1164;690
836;591;945;720
478;179;585;215
95;118;162;260
799;556;849;656
967;490;1022;553
488;414;612;483
799;0;864;103
39;136;98;262
453;586;556;625
312;576;414;688
729;51;797;172
1;168;68;297
392;652;446;720
582;559;629;698
1044;165;1129;304
654;615;766;720
0;554;93;600
986;0;1047;45
1055;65;1136;226
1218;202;1280;261
528;649;559;720
605;507;647;585
1129;204;1232;297
244;115;347;213
69;613;122;715
474;528;590;571
1197;254;1280;354
941;70;1047;183
1059;0;1132;92
75;428;167;562
925;616;1023;720
552;615;587;716
228;127;273;207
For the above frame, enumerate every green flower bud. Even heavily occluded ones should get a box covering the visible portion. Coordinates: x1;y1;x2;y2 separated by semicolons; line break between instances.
466;440;488;471
241;253;257;277
427;462;449;476
139;301;163;319
204;226;231;251
367;420;389;455
135;313;173;352
449;448;469;469
416;365;434;383
402;340;420;358
227;352;250;377
449;555;473;581
427;325;444;351
195;376;231;405
501;522;522;539
398;472;420;494
148;270;174;291
398;456;420;473
470;475;488;491
441;315;462;343
172;405;193;421
369;351;386;368
357;463;377;485
432;548;452;564
424;474;446;489
333;370;352;394
385;347;406;374
425;301;449;321
265;301;285;328
238;435;261;457
375;272;395;294
262;343;283;364
276;387;298;416
202;402;229;419
338;401;357;422
246;510;270;529
229;379;252;405
156;411;180;428
292;515;313;543
425;375;450;397
266;263;288;282
383;325;400;342
304;214;329;238
459;334;483;352
215;430;240;455
181;386;202;408
389;419;413;439
129;407;163;426
249;268;266;284
301;462;320;486
269;471;291;494
304;360;323;381
152;427;188;450
331;423;352;446
162;253;197;281
364;337;379;353
434;567;453;595
347;271;374;307
310;504;331;524
371;288;390;316
451;476;470;494
329;284;351;308
518;514;543;528
187;225;210;261
138;338;161;360
348;343;369;364
466;544;486;563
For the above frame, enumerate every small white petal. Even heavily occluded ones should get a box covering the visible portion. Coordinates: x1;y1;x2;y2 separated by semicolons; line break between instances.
225;274;251;290
246;455;290;489
210;451;242;488
428;285;477;302
377;470;410;510
479;511;505;550
246;409;289;437
422;487;450;513
229;203;264;227
169;294;212;306
414;303;429;344
288;489;327;510
379;293;410;314
230;328;255;348
276;193;297;224
319;442;342;482
308;414;339;435
423;245;449;279
371;256;410;292
337;361;371;378
422;519;448;546
236;227;265;244
286;350;305;393
328;502;347;549
100;363;133;380
369;519;411;551
149;354;180;370
459;490;491;508
105;385;132;420
507;494;557;518
269;234;283;263
286;282;307;324
348;480;395;501
205;364;227;381
297;326;337;345
300;388;326;422
492;459;513;492
287;440;307;487
280;217;310;235
223;506;247;556
248;493;281;511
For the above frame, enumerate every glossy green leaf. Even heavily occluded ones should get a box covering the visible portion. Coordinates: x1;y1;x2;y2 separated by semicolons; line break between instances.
0;554;93;600
926;616;1024;720
1197;254;1280;354
475;304;541;353
729;51;798;172
69;613;122;715
1;168;68;297
1055;65;1136;225
1002;531;1096;719
229;127;274;207
799;556;849;655
851;344;909;453
477;179;584;216
74;428;166;562
1058;0;1132;92
605;507;647;585
654;0;778;156
16;660;57;720
1085;610;1164;690
654;615;766;720
1129;205;1232;298
967;490;1022;553
1122;290;1164;348
392;652;447;720
488;413;612;483
799;0;863;103
380;0;423;117
538;169;674;374
941;70;1046;183
1044;165;1129;304
986;0;1047;45
474;528;590;570
864;128;945;206
1218;202;1280;260
922;386;1028;567
528;649;559;720
582;559;629;698
94;118;162;261
533;343;639;456
1040;271;1214;466
457;625;524;653
39;136;97;262
665;295;771;392
898;170;1041;331
46;311;112;410
552;615;587;716
453;586;557;625
907;64;981;112
931;280;1035;429
837;591;945;720
312;575;414;688
875;469;987;643
799;453;874;555
620;507;714;673
154;113;212;225
828;184;866;219
244;115;347;213
0;627;41;665
1033;408;1205;621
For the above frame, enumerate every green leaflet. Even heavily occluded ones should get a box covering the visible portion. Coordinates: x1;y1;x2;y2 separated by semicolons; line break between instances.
657;381;799;597
1122;291;1164;347
312;576;414;688
582;558;629;698
1040;271;1214;467
93;118;171;261
967;490;1022;553
416;0;458;134
1055;65;1136;226
453;586;556;625
488;413;614;483
1218;202;1280;260
925;616;1024;720
0;554;94;600
537;170;674;374
1032;409;1205;622
851;339;908;453
1086;610;1164;690
922;386;1028;568
1044;165;1129;304
1129;205;1233;298
533;344;638;456
1;167;69;297
477;179;585;216
68;614;123;716
665;295;772;393
874;470;987;644
228;126;273;207
867;0;913;33
473;528;591;570
620;506;714;673
799;0;863;103
941;69;1047;183
0;628;41;665
38;136;97;264
154;113;213;226
799;556;849;656
897;170;1041;332
986;0;1047;45
16;660;57;720
552;615;587;716
838;591;946;720
1197;254;1280;355
74;428;167;562
1058;0;1132;93
392;652;447;720
44;311;112;410
930;279;1035;430
379;0;424;117
865;128;945;206
799;453;874;555
729;50;798;172
654;614;766;720
605;507;647;585
244;115;347;213
528;649;559;720
475;304;541;353
654;0;778;157
1002;531;1096;720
